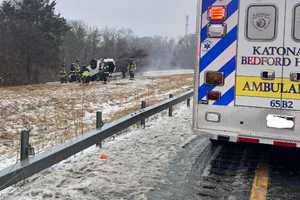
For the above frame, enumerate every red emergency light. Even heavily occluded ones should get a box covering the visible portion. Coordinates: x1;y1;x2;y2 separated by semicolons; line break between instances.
207;91;221;101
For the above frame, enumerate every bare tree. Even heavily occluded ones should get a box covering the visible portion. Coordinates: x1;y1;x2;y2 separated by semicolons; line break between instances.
0;0;69;85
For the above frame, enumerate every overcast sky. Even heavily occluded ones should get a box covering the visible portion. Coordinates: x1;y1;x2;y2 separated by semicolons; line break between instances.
54;0;197;38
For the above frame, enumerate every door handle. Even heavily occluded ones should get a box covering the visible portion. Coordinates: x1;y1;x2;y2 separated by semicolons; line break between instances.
261;70;275;80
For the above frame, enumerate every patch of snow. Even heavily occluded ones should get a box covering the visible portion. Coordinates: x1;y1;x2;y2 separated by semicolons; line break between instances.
0;103;196;200
0;156;17;171
143;69;193;77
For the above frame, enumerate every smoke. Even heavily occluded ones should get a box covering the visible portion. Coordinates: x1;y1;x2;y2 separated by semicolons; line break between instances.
137;34;196;72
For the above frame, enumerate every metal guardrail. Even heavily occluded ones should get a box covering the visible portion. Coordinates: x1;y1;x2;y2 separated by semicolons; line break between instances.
0;90;193;191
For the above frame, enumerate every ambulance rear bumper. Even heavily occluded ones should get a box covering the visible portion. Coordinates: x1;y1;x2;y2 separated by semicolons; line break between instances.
194;129;300;148
194;104;300;148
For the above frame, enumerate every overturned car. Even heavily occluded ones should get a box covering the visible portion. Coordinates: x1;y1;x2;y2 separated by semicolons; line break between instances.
82;58;117;83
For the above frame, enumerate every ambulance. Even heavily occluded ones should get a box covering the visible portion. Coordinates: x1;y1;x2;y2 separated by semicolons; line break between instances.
193;0;300;147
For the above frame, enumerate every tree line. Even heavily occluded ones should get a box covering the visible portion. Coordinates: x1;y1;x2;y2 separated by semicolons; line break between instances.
0;0;196;86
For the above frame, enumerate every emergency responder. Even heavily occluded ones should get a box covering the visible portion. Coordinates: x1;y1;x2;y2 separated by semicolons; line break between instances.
81;66;90;84
59;64;68;83
74;60;81;82
120;64;127;79
117;59;128;78
69;63;77;82
128;60;137;80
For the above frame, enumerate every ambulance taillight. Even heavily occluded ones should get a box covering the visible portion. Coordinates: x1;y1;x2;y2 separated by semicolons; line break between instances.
208;6;226;21
207;91;221;101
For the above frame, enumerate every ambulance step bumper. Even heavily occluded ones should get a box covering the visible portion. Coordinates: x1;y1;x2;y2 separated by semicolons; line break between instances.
214;134;299;148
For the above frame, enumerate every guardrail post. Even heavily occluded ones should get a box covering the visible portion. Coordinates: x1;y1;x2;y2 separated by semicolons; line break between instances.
187;98;191;107
20;130;29;161
20;129;35;161
169;94;174;117
96;111;104;147
141;101;147;128
96;111;104;129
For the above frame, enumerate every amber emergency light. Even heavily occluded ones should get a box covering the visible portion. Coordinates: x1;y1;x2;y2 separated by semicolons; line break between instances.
205;71;224;86
208;6;226;21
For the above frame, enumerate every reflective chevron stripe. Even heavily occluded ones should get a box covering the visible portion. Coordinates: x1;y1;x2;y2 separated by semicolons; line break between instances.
198;0;238;106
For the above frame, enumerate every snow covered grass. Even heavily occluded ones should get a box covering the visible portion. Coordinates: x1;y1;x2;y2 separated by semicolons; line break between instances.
0;103;196;200
0;74;192;170
142;69;193;77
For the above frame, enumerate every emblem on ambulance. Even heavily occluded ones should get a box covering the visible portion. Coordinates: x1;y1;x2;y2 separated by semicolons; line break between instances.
202;39;213;51
252;13;272;31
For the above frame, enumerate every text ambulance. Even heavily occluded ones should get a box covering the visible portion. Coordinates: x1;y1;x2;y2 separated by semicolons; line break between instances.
193;0;300;147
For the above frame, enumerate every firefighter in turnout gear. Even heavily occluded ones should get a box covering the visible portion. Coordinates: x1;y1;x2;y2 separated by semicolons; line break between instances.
128;61;136;80
59;64;68;83
81;66;90;84
74;60;81;82
69;61;81;82
69;63;77;82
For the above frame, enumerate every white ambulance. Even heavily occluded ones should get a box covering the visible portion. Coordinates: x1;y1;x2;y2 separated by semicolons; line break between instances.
193;0;300;148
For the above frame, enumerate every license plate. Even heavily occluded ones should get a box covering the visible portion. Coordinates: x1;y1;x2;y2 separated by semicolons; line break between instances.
267;114;295;129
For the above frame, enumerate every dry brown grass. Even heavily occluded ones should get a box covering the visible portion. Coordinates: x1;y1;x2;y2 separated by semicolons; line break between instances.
0;74;193;159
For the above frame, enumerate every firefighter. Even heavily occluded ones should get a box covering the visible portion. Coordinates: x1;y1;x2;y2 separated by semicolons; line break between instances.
121;65;127;79
128;60;137;80
81;66;90;84
69;63;77;82
59;64;68;83
74;60;81;82
69;61;81;82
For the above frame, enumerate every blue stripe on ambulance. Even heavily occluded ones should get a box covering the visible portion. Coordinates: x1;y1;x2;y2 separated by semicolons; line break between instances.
201;0;238;42
202;0;217;13
198;0;238;106
201;29;208;43
214;87;235;106
198;57;236;99
200;26;237;72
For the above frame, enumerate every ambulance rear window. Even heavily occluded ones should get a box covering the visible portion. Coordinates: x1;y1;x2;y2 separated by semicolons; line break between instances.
294;5;300;41
246;5;277;41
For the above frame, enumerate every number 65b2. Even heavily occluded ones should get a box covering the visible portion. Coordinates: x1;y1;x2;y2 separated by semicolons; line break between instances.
270;100;294;109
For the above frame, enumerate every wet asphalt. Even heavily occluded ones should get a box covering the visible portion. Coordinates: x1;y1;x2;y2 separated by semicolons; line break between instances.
148;136;300;200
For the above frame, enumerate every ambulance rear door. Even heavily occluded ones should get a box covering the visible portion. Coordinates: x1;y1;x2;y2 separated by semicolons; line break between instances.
281;0;300;110
235;0;286;109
